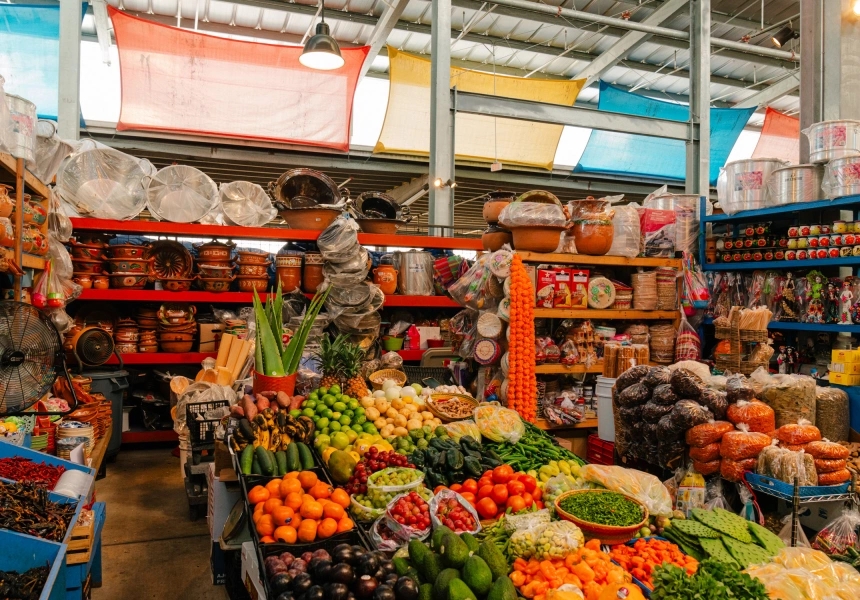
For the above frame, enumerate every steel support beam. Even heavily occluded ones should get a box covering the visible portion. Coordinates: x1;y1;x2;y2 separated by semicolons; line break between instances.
800;0;841;161
686;0;711;197
58;0;82;140
358;0;409;81
734;71;800;108
452;91;692;141
576;0;688;88
595;0;770;32
429;0;454;237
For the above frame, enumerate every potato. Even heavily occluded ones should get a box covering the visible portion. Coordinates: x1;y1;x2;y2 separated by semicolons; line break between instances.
230;405;245;418
421;411;434;421
393;427;408;437
374;398;390;412
365;407;381;421
255;394;270;411
400;404;415;415
391;398;405;410
374;418;388;429
385;407;399;419
385;417;395;424
406;419;423;431
381;424;395;437
394;414;408;427
361;397;376;408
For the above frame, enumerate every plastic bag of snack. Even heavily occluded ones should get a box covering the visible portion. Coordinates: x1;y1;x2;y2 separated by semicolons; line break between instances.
615;365;651;393
720;457;756;482
641;401;674;423
692;458;721;476
812;507;860;555
699;388;728;420
725;373;756;403
756;440;783;477
669;368;705;398
616;382;651;407
689;443;720;463
650;383;679;406
720;423;772;460
815;458;847;473
443;419;481;442
806;440;850;460
686;420;734;447
777;419;822;445
670;399;713;430
727;400;776;433
819;469;852;485
473;402;525;443
642;366;671;388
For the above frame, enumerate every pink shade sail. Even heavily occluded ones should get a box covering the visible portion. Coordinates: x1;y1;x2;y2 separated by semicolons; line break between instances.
752;107;800;164
110;7;368;152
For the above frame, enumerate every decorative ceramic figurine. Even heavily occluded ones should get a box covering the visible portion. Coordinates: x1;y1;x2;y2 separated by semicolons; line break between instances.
777;345;788;374
841;279;855;324
826;279;841;324
806;271;825;324
779;272;799;322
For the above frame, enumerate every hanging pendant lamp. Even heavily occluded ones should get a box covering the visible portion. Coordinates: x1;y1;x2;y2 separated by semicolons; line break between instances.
300;1;344;71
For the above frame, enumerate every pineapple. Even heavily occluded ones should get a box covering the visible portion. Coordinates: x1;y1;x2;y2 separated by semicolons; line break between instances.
315;334;345;389
340;341;370;398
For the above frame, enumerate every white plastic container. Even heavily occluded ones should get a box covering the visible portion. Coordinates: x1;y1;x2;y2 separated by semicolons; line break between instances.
595;376;616;442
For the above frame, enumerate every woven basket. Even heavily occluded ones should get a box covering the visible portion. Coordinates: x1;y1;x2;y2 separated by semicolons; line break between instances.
739;329;768;343
714;326;732;340
368;369;407;391
427;393;478;422
554;489;649;545
716;354;741;372
741;359;769;375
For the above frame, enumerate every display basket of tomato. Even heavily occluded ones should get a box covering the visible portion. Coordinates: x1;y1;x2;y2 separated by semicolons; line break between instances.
242;472;357;548
554;489;649;546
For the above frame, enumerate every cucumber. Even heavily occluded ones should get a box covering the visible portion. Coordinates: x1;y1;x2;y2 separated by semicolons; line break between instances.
240;445;255;475
296;442;314;469
256;445;275;476
251;456;261;475
275;451;288;476
286;442;301;472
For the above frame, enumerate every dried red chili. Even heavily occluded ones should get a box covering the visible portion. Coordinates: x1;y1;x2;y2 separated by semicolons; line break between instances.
0;458;65;489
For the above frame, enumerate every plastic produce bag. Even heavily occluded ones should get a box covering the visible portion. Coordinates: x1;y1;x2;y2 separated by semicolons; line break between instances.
674;314;701;361
503;508;552;533
703;478;729;511
384;492;431;541
616;365;651;393
369;516;411;551
813;507;860;555
606;203;640;258
725;373;756;403
498;201;567;228
473;402;524;443
777;419;822;445
47;189;73;242
689;443;720;462
692;458;721;476
532;520;584;560
429;489;481;535
779;515;812;549
28;120;73;185
819;469;852;485
350;495;384;523
578;465;673;517
817;387;850;443
720;424;771;460
367;468;424;495
806;440;850;460
761;374;817;429
727;400;776;433
448;254;500;311
720;457;756;482
443;420;481;442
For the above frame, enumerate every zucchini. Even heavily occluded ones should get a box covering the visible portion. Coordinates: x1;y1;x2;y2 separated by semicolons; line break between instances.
296;442;314;469
275;451;287;476
256;445;275;476
286;442;301;472
240;445;255;475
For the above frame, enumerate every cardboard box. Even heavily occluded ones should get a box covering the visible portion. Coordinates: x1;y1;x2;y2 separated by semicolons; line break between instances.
832;349;859;363
778;499;848;532
199;341;218;353
207;463;241;542
536;267;588;308
241;541;266;600
210;540;226;585
199;323;224;345
830;372;860;386
570;270;589;309
830;362;860;374
536;269;557;308
416;326;442;349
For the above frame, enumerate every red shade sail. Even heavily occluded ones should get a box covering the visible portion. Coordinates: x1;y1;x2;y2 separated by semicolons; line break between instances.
110;7;368;151
752;107;800;164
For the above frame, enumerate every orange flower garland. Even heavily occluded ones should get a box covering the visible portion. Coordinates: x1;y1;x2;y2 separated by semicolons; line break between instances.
508;253;537;422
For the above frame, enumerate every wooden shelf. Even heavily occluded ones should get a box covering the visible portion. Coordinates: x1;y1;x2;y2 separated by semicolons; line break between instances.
535;363;603;374
535;418;598;430
121;429;178;444
89;425;112;474
0;152;50;198
518;252;682;269
69;217;484;251
21;253;46;269
534;308;678;320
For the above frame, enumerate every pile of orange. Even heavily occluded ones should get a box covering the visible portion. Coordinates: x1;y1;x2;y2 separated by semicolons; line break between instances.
248;470;354;544
508;254;537;422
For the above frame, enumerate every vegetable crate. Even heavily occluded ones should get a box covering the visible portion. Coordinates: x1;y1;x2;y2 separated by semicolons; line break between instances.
65;518;95;566
0;529;67;600
0;442;96;500
186;400;230;448
586;435;615;466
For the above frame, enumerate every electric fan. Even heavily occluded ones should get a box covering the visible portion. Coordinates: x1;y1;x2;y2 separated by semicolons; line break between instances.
0;301;77;415
70;326;123;371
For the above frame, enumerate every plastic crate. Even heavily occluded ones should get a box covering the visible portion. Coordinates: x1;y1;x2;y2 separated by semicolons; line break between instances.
0;529;67;600
0;441;96;500
744;472;852;502
586;434;615;465
186;400;230;448
403;366;451;387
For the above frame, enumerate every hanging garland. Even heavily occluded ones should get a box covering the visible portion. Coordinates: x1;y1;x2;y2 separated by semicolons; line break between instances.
508;253;537;422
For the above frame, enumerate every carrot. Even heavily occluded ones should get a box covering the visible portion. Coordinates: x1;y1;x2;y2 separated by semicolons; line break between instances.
510;571;526;587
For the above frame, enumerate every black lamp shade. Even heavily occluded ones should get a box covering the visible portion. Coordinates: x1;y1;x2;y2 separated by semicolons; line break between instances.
771;26;799;48
300;22;345;70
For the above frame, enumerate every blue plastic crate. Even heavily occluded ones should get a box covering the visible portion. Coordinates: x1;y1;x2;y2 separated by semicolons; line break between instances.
744;472;852;501
0;440;96;500
0;529;67;600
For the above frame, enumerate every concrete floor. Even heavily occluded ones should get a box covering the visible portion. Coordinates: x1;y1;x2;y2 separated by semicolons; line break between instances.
93;447;230;600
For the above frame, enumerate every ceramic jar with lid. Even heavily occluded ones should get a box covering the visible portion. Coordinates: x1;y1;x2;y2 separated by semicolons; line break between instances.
373;254;398;295
303;252;324;293
276;251;302;292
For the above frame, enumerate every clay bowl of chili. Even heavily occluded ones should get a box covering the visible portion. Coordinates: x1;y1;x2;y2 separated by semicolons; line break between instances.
554;489;648;545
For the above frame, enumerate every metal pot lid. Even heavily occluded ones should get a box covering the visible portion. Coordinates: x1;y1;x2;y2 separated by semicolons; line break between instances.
194;239;235;250
272;168;341;209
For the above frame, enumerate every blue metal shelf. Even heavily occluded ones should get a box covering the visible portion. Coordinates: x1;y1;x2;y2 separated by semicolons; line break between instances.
703;256;860;271
702;195;860;224
768;321;860;333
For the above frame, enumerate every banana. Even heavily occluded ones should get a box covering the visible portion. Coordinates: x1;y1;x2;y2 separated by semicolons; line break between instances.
258;428;270;451
558;461;571;476
271;430;281;451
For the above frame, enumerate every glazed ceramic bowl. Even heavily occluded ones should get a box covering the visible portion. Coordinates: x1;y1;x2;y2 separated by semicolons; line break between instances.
197;263;234;279
198;277;233;293
71;258;106;275
138;344;158;353
236;250;270;265
109;244;148;259
108;273;147;289
92;276;109;290
237;276;269;292
106;258;151;274
236;262;270;277
115;342;138;354
73;275;93;289
70;245;105;260
160;340;194;353
161;278;196;292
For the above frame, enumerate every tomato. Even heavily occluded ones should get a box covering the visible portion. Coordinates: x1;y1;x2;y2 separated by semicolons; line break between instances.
491;484;509;505
461;479;478;495
492;465;514;484
460;492;476;504
507;481;525;496
531;487;542;501
478;475;493;490
434;485;449;495
519;475;537;493
476;497;499;520
477;484;495;500
450;483;463;493
536;500;545;510
506;495;526;513
521;491;534;507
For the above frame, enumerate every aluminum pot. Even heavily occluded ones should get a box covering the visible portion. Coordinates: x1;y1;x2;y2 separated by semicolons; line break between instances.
718;158;788;213
804;120;860;164
767;164;823;205
825;156;860;198
393;250;434;296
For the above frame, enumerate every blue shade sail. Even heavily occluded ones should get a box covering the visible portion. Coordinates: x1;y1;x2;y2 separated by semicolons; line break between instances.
573;82;755;184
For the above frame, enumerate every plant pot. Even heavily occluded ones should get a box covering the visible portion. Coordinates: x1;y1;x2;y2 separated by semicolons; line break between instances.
509;225;565;253
253;370;296;395
279;207;342;231
109;244;147;259
482;191;516;223
382;336;404;351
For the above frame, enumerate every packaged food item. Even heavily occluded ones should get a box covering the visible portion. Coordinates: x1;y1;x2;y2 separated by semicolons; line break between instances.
643;366;671;388
669;368;705;398
726;400;776;433
720;457;757;482
689;443;720;462
806;440;851;460
686;420;734;447
818;469;852;485
776;419;822;445
473;403;525;443
816;387;850;443
699;389;728;420
692;458;721;476
814;458;847;473
642;401;674;423
615;365;651;393
812;508;860;555
720;424;772;460
760;374;817;428
651;383;679;406
616;382;651;407
725;373;755;403
670;399;713;430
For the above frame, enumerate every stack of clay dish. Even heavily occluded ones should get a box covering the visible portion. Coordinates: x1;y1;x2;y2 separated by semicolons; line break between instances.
196;240;236;293
58;421;94;456
114;318;139;354
157;303;196;352
70;239;108;281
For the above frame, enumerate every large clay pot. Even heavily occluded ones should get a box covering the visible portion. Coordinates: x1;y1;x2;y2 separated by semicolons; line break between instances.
275;253;302;292
570;197;615;256
373;265;399;295
482;191;516;224
303;252;324;293
482;225;513;251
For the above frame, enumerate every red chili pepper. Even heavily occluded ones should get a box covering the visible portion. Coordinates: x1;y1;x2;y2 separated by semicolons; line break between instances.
0;457;65;489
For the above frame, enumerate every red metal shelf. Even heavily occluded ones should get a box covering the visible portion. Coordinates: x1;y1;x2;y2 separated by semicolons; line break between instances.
76;289;461;307
69;217;483;250
121;429;178;444
106;352;217;365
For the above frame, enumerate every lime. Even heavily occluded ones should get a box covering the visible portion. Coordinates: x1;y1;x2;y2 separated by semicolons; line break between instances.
354;414;367;425
289;409;302;418
352;423;364;433
354;406;365;417
321;408;333;419
343;409;354;419
348;399;360;410
330;422;342;432
339;415;351;426
322;395;336;407
332;412;342;420
305;399;317;410
362;422;378;434
318;387;328;396
320;426;330;435
316;417;330;429
329;385;341;395
308;392;319;402
332;401;347;412
314;434;331;448
345;429;358;444
331;432;350;450
301;408;315;418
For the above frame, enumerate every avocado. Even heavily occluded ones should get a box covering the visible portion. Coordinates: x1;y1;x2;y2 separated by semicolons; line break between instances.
432;525;454;552
405;567;422;586
409;540;430;571
476;542;509;582
419;583;434;600
462;556;493;596
460;532;480;554
393;557;413;577
447;579;477;600
433;569;461;600
440;533;470;569
419;553;443;584
487;576;517;600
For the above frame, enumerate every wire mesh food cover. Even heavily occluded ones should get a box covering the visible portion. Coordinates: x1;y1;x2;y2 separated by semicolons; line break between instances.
220;181;276;227
147;165;218;223
56;147;150;220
